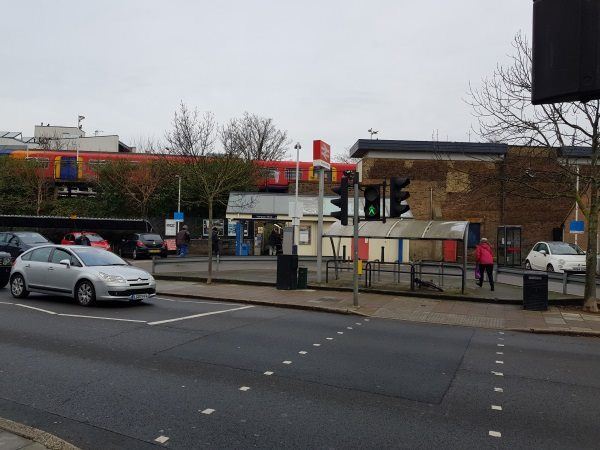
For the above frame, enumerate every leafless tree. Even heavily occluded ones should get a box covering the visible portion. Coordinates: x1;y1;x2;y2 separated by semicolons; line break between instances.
37;133;73;152
131;136;165;154
468;32;600;312
220;112;289;161
165;102;217;156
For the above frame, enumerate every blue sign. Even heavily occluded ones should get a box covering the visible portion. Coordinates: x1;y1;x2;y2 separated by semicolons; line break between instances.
174;212;184;222
570;220;584;234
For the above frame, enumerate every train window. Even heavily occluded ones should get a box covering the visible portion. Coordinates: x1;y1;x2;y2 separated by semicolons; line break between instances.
324;170;332;182
285;168;297;181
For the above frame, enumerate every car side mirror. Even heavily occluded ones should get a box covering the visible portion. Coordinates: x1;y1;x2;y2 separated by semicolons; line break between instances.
59;259;71;268
540;250;547;256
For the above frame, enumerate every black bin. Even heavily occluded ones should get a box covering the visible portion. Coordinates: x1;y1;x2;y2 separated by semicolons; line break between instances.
297;267;308;289
277;254;298;290
523;272;548;311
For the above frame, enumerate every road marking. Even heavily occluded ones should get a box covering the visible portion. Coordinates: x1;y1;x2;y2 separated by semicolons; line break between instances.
496;352;504;355
337;332;344;334
355;323;362;326
16;304;57;315
147;305;255;325
497;344;504;347
58;314;147;323
282;360;292;365
364;318;370;321
0;301;14;305
491;371;504;376
496;360;504;364
201;409;215;415
313;344;321;347
155;435;169;444
264;371;274;376
489;431;501;438
154;296;237;306
491;405;503;411
494;387;504;392
326;337;333;340
499;331;505;335
347;327;353;330
298;351;307;355
498;337;504;340
239;386;250;391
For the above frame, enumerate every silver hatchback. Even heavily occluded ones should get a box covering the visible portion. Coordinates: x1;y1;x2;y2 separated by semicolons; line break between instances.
9;245;156;306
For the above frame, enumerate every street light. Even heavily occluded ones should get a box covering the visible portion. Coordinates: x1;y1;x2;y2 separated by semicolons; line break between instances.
175;175;182;233
293;142;301;252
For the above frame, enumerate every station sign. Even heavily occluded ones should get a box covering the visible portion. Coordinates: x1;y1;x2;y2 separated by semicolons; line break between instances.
313;140;331;170
165;219;177;236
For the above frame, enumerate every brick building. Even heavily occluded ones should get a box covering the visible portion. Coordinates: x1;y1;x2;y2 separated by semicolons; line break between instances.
350;139;576;262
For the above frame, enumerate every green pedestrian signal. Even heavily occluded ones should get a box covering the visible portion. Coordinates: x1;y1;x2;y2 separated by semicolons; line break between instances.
363;185;381;221
368;205;376;216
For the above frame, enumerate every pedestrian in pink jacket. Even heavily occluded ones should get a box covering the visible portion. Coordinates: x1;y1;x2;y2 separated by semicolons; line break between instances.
475;238;494;291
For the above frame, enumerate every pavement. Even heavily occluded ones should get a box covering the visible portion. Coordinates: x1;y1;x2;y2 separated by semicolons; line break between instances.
0;417;78;450
0;287;600;448
155;279;600;335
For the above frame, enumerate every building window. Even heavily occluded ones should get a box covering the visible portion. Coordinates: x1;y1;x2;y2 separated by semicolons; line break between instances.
468;223;481;248
324;170;332;183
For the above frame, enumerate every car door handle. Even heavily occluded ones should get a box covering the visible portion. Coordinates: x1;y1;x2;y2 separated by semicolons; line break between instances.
24;264;30;268
48;267;54;271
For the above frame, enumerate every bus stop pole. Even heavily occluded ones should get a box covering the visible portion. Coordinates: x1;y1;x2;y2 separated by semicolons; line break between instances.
353;173;359;307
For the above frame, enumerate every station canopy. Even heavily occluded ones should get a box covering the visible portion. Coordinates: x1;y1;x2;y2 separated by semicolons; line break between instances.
324;219;469;241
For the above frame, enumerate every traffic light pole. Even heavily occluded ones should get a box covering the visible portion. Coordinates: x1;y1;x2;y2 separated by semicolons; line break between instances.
352;173;359;307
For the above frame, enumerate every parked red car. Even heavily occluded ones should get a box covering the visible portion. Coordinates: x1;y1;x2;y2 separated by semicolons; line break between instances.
61;232;111;251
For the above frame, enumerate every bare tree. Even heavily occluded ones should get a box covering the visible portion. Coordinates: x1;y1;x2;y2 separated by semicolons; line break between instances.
37;133;73;151
131;136;165;154
220;112;289;161
469;32;600;312
165;102;217;156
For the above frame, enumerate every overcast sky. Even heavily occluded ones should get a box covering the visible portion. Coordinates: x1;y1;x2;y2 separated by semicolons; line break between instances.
1;0;532;159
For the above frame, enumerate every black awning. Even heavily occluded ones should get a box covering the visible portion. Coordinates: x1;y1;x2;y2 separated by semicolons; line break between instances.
0;215;153;232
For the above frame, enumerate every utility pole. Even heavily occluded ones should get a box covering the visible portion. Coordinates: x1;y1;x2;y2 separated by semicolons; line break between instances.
293;142;301;253
352;171;359;307
175;175;182;233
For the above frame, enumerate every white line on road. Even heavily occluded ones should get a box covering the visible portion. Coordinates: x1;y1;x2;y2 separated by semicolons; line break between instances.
498;337;504;340
147;305;255;325
326;337;333;340
355;323;362;326
58;314;147;323
491;405;503;411
239;386;250;391
282;360;292;365
364;318;370;321
489;431;501;438
154;296;237;306
154;435;169;444
491;371;504;376
337;332;344;334
0;301;14;305
494;387;504;392
200;409;215;415
497;344;505;347
313;344;321;347
347;327;353;330
16;304;57;315
496;352;504;355
496;360;504;364
263;371;274;376
298;351;307;355
499;331;505;335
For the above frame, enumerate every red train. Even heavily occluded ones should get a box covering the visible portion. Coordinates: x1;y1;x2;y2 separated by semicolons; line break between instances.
1;149;355;191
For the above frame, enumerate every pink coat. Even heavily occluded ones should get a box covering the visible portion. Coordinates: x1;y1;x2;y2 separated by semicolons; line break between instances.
475;243;494;265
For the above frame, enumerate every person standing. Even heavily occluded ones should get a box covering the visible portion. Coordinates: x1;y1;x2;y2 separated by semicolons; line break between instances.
176;225;191;257
268;229;279;256
211;226;220;256
475;237;494;291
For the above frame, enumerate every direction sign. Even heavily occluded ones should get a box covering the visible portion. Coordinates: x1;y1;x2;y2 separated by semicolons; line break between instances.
174;212;184;222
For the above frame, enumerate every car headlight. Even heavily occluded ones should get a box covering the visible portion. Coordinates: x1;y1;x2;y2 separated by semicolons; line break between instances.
558;259;566;265
98;272;127;284
2;256;10;265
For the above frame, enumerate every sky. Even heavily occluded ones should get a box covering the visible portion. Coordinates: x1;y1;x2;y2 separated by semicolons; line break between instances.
0;0;532;160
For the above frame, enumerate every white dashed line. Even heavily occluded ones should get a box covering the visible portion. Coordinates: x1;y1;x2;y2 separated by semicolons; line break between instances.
497;344;505;347
313;344;321;347
347;327;353;330
298;351;307;355
155;436;169;444
496;360;504;364
498;337;504;340
364;318;370;321
355;323;362;326
337;332;344;334
494;387;504;392
239;386;250;391
15;304;57;315
491;405;503;411
201;409;215;415
58;314;147;323
491;371;504;376
326;337;334;340
282;360;292;365
499;331;505;335
263;371;274;376
0;301;14;305
147;305;255;325
496;352;504;355
489;431;501;438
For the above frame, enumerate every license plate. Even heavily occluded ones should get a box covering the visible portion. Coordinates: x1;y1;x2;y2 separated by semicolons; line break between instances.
149;249;160;254
129;293;150;300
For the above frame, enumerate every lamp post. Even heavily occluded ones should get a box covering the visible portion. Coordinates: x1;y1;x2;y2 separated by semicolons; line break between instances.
294;142;301;252
175;175;182;233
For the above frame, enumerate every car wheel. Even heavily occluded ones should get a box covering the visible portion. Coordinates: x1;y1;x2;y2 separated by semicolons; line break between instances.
75;280;96;306
525;260;532;270
10;274;29;299
547;264;555;272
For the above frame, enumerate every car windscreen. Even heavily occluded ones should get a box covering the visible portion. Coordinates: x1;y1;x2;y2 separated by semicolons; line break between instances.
72;248;127;266
548;242;585;255
140;234;163;242
15;232;49;244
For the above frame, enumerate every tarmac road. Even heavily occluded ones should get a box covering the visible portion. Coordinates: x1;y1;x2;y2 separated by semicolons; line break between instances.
0;287;599;449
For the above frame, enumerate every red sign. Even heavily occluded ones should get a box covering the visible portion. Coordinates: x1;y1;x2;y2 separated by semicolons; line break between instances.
165;238;177;251
313;140;331;169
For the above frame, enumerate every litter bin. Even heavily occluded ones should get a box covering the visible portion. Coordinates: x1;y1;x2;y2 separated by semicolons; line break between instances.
297;267;308;289
523;271;548;311
276;254;298;290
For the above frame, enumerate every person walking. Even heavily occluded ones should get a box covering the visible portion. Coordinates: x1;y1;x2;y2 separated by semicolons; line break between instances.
176;225;191;257
475;237;494;291
268;229;279;256
211;226;220;256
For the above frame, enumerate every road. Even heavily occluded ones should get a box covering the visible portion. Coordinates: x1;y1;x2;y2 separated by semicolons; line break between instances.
0;288;599;449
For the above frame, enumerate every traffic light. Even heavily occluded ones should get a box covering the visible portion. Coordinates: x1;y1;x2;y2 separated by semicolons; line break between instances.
331;176;349;225
390;177;410;217
363;184;381;221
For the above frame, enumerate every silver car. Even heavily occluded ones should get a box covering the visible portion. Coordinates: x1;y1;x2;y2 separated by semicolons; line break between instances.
9;245;156;306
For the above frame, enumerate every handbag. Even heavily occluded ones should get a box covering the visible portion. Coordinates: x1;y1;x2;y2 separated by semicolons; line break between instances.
474;264;481;279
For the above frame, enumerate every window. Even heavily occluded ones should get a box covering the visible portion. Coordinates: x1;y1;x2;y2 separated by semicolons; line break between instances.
538;243;550;254
0;233;6;243
26;157;50;168
88;160;107;170
467;223;481;248
20;251;32;261
50;248;72;264
324;170;332;183
15;232;49;244
72;248;127;266
548;242;583;255
29;247;53;263
285;168;297;181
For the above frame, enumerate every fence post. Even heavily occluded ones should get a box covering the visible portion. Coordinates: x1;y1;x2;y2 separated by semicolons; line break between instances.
562;271;568;295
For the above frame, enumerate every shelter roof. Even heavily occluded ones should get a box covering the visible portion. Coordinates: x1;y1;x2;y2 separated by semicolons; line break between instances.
324;219;468;240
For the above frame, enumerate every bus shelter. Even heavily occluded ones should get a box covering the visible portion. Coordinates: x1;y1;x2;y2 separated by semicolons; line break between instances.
324;219;470;293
